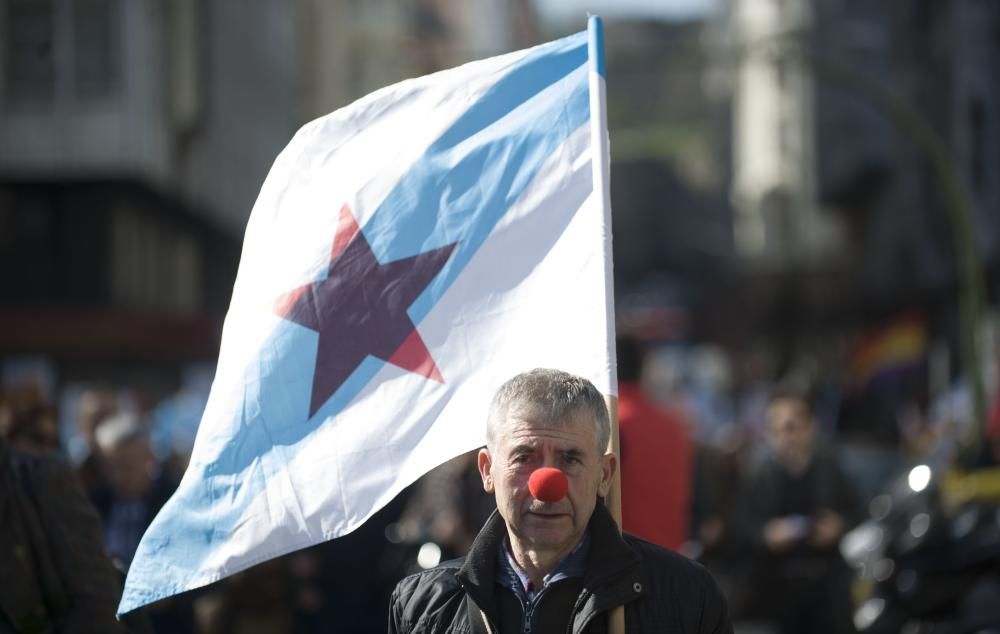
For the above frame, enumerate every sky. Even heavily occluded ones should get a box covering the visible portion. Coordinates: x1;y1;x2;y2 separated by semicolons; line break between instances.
533;0;719;22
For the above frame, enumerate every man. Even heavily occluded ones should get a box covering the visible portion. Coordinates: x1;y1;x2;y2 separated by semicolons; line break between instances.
0;434;136;633
91;412;173;571
389;368;732;633
743;385;856;634
616;334;693;551
90;412;193;632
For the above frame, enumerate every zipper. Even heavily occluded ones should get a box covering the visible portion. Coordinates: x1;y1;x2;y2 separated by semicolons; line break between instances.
523;584;552;633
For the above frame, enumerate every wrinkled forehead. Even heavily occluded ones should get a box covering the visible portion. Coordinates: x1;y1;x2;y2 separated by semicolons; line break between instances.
499;403;600;445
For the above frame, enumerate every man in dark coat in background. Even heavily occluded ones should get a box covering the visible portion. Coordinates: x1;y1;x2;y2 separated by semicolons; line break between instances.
0;435;135;633
743;385;858;634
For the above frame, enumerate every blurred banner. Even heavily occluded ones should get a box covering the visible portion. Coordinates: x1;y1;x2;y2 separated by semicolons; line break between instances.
849;314;927;393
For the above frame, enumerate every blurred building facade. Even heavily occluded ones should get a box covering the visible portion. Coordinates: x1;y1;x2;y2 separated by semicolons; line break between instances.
0;0;538;387
706;0;1000;361
812;1;1000;308
601;19;734;344
724;0;842;268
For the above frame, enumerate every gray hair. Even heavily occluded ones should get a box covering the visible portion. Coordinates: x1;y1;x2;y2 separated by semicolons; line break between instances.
94;412;147;453
486;368;610;453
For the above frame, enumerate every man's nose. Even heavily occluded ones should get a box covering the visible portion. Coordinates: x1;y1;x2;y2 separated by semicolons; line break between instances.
528;467;568;502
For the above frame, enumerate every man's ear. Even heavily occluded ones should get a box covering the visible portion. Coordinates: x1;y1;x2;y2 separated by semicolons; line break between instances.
597;452;618;498
478;448;495;494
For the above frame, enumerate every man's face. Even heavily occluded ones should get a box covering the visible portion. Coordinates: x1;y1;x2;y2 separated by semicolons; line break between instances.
478;407;615;558
103;439;155;500
766;397;816;467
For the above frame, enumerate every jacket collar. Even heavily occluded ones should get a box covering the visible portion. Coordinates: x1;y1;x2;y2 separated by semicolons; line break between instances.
458;501;643;632
456;507;504;631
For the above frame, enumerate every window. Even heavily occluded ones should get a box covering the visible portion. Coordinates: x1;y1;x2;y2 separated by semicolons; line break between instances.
73;0;119;99
3;0;56;103
1;0;120;106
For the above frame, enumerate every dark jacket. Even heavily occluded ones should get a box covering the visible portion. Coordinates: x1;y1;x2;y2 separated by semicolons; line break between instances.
0;442;130;634
740;448;857;633
742;447;857;566
389;502;733;633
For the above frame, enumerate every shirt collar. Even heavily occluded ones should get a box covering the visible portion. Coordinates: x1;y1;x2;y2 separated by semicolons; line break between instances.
496;531;590;601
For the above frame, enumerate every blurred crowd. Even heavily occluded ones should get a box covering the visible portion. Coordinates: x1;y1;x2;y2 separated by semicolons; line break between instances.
3;331;1000;633
0;372;420;634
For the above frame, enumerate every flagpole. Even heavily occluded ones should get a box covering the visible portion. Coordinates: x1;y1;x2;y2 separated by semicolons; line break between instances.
589;15;625;634
587;15;620;524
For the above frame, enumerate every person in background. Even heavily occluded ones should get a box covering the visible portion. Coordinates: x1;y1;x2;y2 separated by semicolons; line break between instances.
90;412;172;571
72;387;121;493
689;423;754;620
616;334;693;551
0;414;140;632
743;384;857;634
89;411;193;633
0;385;60;453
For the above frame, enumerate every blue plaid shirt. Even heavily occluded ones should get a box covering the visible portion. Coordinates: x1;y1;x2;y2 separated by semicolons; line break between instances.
495;532;590;631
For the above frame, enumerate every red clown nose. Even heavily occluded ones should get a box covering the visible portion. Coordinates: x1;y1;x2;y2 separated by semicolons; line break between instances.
528;467;569;502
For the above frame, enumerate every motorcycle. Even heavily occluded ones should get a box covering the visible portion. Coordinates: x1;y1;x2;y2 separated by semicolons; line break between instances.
841;463;1000;633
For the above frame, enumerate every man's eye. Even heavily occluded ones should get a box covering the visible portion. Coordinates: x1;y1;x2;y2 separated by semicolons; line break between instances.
512;454;531;463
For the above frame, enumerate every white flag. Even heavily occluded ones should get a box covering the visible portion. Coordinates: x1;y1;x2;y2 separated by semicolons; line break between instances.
121;25;615;613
